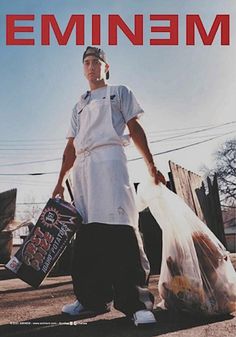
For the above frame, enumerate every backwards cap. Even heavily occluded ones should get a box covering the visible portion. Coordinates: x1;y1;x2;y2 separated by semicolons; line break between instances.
82;46;109;79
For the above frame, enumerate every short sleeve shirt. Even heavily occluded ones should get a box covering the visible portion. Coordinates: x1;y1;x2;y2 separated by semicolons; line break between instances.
66;85;144;138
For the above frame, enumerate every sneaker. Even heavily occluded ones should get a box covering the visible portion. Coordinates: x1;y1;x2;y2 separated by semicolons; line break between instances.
62;300;111;317
62;300;95;317
133;310;157;326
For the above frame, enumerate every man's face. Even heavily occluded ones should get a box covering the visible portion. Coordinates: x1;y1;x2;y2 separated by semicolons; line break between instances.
83;56;109;82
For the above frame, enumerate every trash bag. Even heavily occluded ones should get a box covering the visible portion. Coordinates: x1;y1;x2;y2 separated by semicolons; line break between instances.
137;181;236;316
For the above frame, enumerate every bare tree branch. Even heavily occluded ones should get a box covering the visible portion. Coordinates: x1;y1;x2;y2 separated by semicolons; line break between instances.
212;138;236;206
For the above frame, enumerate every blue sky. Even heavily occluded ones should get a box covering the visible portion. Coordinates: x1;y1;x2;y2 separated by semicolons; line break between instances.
0;0;236;215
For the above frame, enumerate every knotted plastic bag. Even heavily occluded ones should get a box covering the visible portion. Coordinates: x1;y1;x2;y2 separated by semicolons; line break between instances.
137;181;236;315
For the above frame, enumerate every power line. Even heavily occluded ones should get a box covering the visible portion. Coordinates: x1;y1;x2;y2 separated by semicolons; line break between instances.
146;123;224;134
0;121;235;166
1;121;235;146
0;171;58;176
128;130;236;162
16;202;47;205
150;132;236;142
0;141;64;146
149;121;236;144
0;148;62;151
0;130;235;174
1;122;234;143
0;138;63;143
0;158;61;167
0;181;54;187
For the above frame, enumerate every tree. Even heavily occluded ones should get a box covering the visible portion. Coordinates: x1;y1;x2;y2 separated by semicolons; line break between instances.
211;138;236;206
16;195;43;223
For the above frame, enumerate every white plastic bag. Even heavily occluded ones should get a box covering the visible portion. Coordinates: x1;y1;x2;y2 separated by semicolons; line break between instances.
137;181;236;315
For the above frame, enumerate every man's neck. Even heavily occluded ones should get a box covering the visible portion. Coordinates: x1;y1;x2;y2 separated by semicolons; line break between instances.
89;80;107;91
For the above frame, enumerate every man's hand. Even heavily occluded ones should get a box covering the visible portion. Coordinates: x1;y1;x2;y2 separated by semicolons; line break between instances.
149;163;166;185
52;184;65;199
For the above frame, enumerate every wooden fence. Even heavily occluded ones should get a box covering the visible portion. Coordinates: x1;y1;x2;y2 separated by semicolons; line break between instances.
0;189;17;263
0;189;17;232
168;161;226;246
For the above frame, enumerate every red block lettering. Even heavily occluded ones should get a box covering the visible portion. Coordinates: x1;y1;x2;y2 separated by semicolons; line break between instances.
6;14;35;45
92;15;101;45
186;15;230;45
34;227;44;238
109;15;143;45
31;235;41;246
41;15;85;45
40;239;50;251
37;245;48;256
150;15;178;45
25;242;37;255
44;232;54;244
34;252;44;265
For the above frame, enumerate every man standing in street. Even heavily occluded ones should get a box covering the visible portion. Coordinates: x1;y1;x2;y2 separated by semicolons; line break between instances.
52;46;166;326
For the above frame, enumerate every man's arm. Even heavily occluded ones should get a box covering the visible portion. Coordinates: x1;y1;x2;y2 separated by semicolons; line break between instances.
52;138;76;198
127;117;166;185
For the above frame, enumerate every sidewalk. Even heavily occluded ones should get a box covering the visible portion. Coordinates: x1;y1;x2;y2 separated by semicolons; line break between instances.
0;255;236;337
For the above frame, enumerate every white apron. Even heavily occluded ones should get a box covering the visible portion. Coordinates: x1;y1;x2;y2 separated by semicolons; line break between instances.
72;85;139;226
72;85;150;278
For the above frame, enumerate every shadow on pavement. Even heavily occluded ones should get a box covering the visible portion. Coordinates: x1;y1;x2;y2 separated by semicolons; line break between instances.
0;309;234;337
0;280;72;295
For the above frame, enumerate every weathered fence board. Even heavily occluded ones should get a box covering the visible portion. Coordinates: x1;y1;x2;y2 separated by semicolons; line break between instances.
168;161;226;247
0;189;17;232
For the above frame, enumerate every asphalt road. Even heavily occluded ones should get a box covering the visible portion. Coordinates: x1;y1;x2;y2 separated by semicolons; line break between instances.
0;269;236;337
